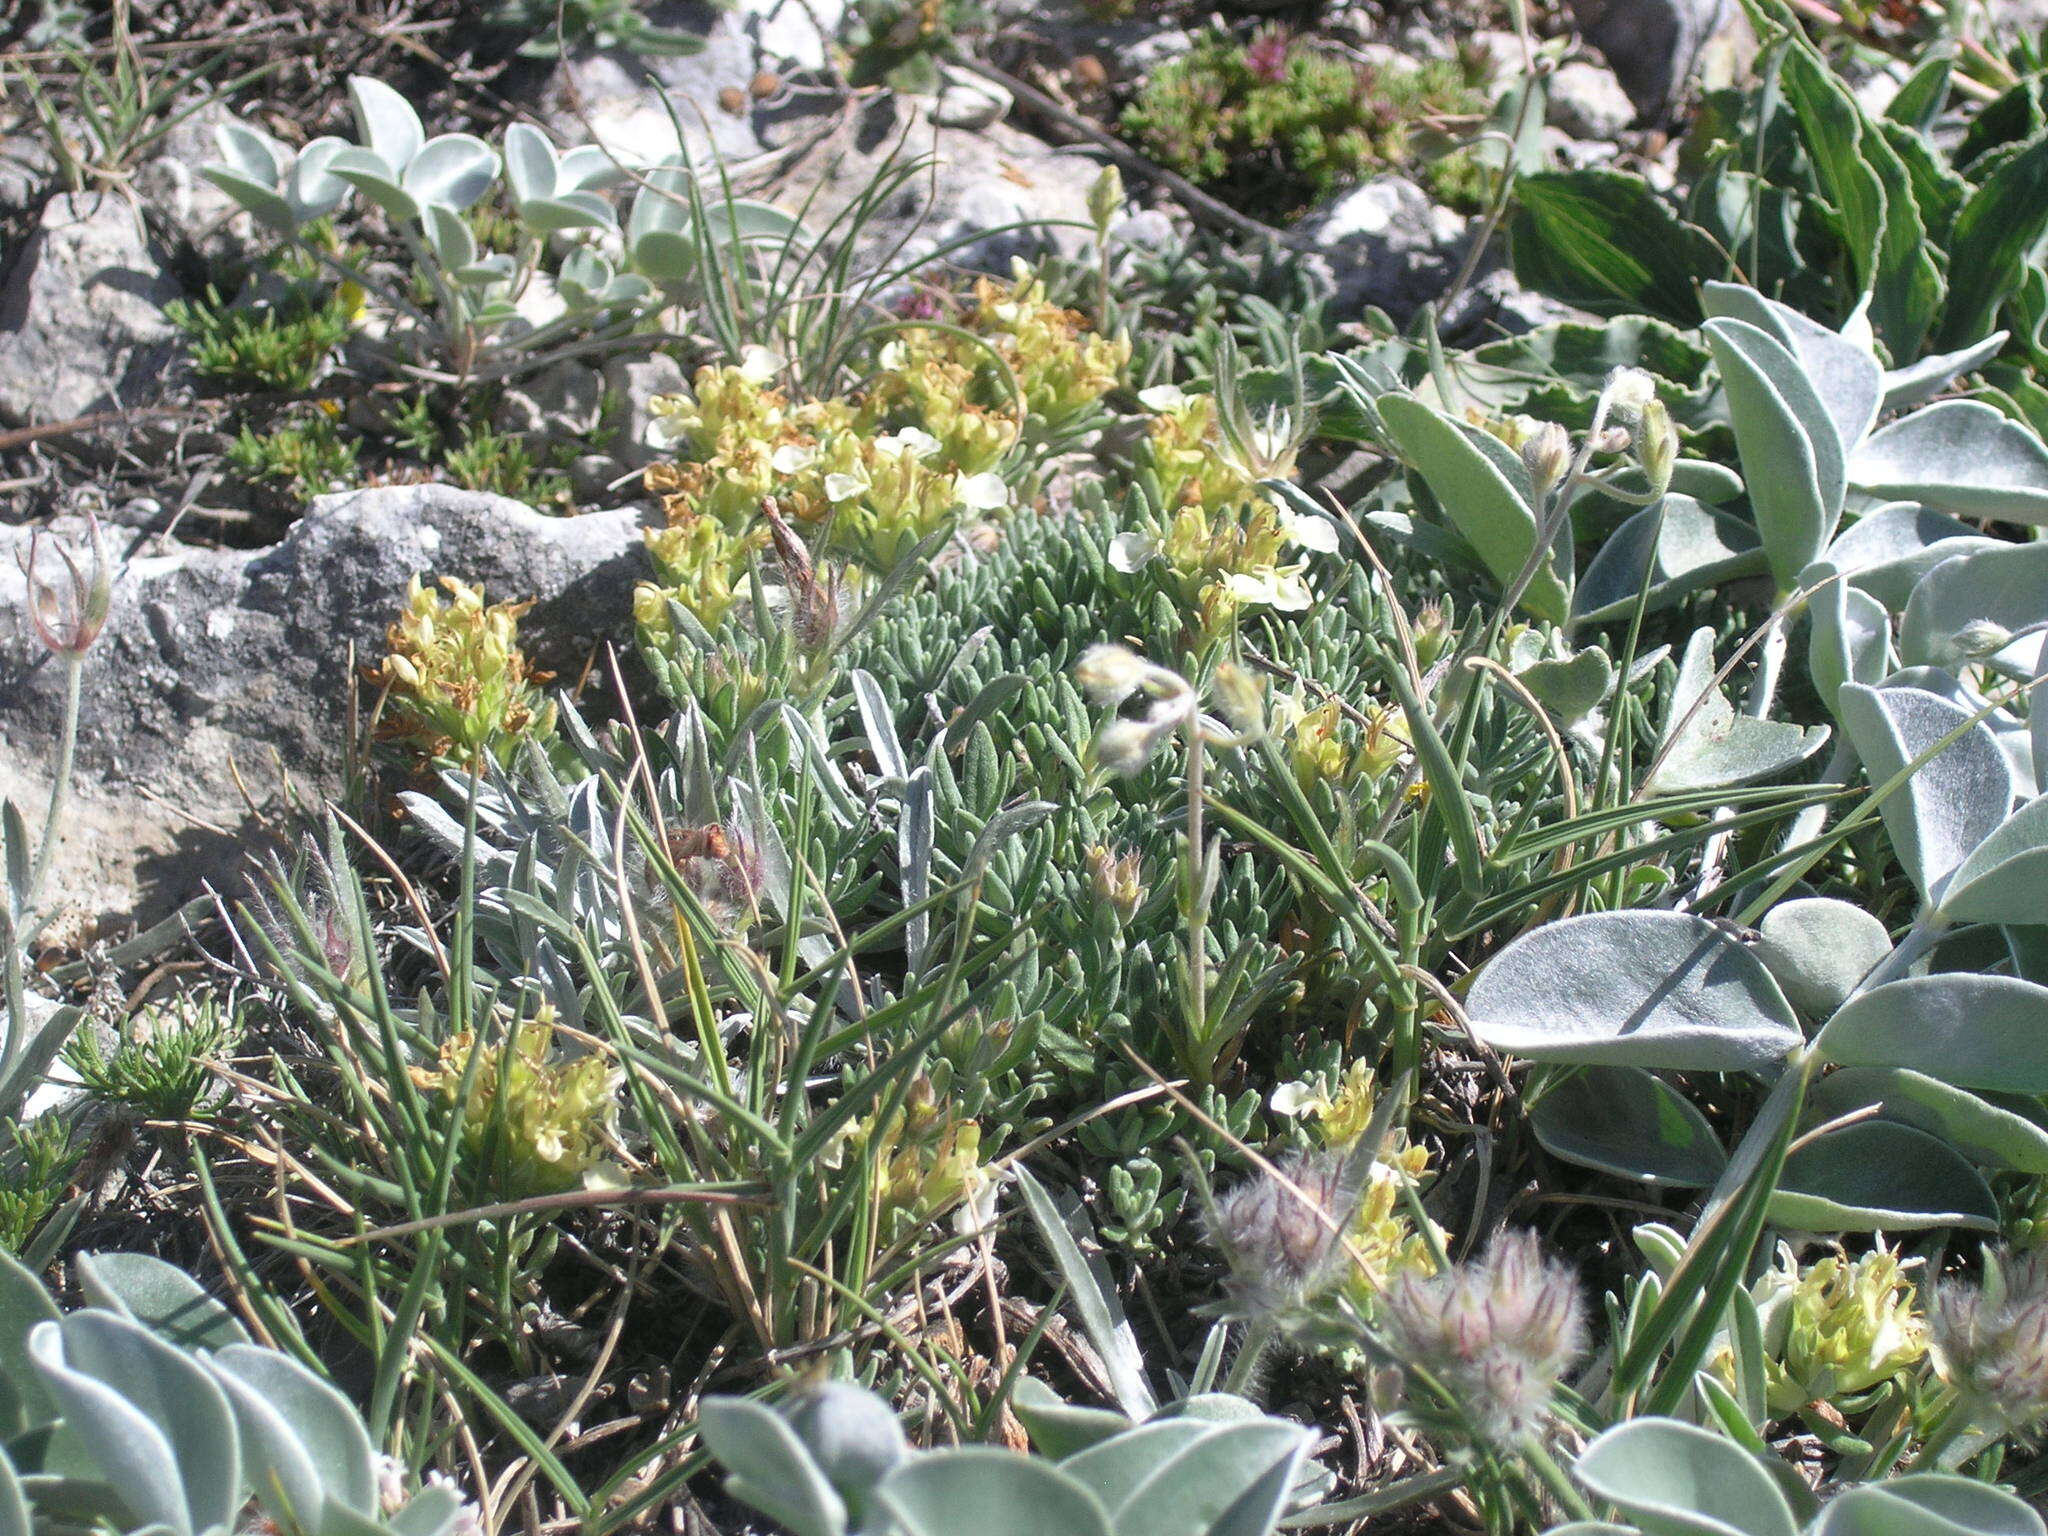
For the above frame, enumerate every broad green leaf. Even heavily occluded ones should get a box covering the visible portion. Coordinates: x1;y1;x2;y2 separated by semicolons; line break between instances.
1649;628;1829;793
1770;1120;1998;1231
1699;284;1882;455
1809;1067;2048;1174
1811;1474;2045;1536
1464;910;1802;1071
1530;1066;1726;1187
1938;132;2048;349
1573;1418;1799;1536
876;1450;1112;1536
1939;793;2048;923
503;121;557;204
1813;973;2048;1091
198;166;296;233
402;134;499;212
1379;394;1569;624
77;1252;248;1352
326;147;418;223
1119;1420;1312;1536
1575;496;1766;623
1703;318;1844;589
1753;897;1892;1019
1901;537;2048;677
1835;684;2014;903
697;1397;847;1536
1509;171;1720;325
1850;401;2048;525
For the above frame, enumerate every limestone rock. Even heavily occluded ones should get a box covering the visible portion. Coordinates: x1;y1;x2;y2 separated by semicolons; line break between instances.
1296;175;1470;324
1568;0;1730;122
0;192;184;427
1546;59;1637;140
0;489;648;924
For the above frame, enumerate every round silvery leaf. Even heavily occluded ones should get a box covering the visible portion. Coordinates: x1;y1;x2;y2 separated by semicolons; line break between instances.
1464;910;1802;1071
503;122;557;206
1849;399;2048;525
346;76;424;175
1116;1419;1310;1536
200;166;297;233
453;256;514;287
212;120;290;186
76;1252;248;1352
877;1449;1112;1536
402;134;499;213
285;136;351;224
1518;647;1614;725
1573;1418;1799;1536
1059;1422;1214;1515
1573;496;1766;624
1812;1473;2046;1536
1938;793;2048;924
423;203;476;272
1880;333;2010;412
1808;1067;2048;1174
630;228;696;283
1900;539;2048;676
1770;1120;1998;1231
1836;683;2015;904
627;164;693;245
698;1397;848;1536
601;273;655;308
1649;627;1829;793
559;144;627;192
1753;897;1892;1019
519;192;615;234
210;1345;378;1518
1529;1065;1726;1186
1702;281;1882;456
1804;560;1893;718
1823;502;2002;612
1813;972;2048;1091
1704;317;1845;591
326;147;416;223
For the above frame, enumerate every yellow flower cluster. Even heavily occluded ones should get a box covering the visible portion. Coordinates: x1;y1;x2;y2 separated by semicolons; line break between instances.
1756;1243;1928;1415
1113;385;1329;639
635;267;1127;641
1275;1061;1441;1304
1273;695;1412;791
411;1010;619;1199
378;576;555;768
847;1075;994;1233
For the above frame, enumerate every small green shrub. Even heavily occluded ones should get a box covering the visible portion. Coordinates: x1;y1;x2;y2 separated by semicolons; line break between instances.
167;282;354;393
1120;27;1491;222
226;409;360;500
66;994;234;1122
441;419;573;507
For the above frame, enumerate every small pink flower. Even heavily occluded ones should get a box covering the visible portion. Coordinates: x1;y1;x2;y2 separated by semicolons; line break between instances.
1245;26;1292;84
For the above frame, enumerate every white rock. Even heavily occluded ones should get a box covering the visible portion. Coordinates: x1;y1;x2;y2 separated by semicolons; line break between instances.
933;64;1010;130
1546;59;1637;140
738;0;843;70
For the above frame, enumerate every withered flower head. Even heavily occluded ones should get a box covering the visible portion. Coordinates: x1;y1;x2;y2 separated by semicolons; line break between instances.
19;513;112;657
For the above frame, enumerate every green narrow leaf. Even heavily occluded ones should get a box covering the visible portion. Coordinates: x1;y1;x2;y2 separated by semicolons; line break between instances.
1509;171;1719;325
1938;132;2048;349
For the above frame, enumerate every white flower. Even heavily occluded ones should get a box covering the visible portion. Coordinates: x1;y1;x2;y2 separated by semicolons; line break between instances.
824;471;868;503
875;426;942;460
954;1164;1010;1237
956;470;1010;511
1277;505;1340;554
1096;717;1167;775
877;339;908;370
1137;383;1188;413
771;442;820;474
645;394;693;449
737;344;783;384
1222;568;1313;611
1270;1080;1320;1117
1108;531;1159;573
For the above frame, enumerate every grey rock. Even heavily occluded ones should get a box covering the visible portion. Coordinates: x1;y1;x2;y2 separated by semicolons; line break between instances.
0;135;54;224
0;488;648;924
739;0;843;70
602;350;688;467
1568;0;1729;122
1296;175;1470;324
0;192;185;428
1546;59;1637;140
932;64;1011;131
761;92;1098;274
495;358;606;443
541;2;765;168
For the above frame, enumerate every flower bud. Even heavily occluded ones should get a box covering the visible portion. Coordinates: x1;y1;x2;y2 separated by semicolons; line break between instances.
1094;716;1165;776
1954;619;2015;660
1209;1153;1347;1319
1087;163;1124;238
1520;422;1572;498
1087;843;1146;924
19;513;112;657
1075;642;1148;707
1211;660;1265;734
1638;397;1677;496
1412;599;1453;668
1602;366;1657;421
1931;1245;2048;1433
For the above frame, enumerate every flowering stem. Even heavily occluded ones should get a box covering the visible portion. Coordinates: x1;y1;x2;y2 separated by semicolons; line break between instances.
1222;1316;1274;1397
26;653;83;922
1516;1434;1596;1524
1182;715;1212;1080
1905;1392;1983;1473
